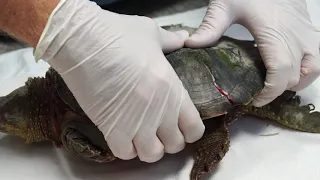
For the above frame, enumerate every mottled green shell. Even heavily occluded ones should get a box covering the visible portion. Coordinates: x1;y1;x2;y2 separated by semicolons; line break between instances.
165;34;266;119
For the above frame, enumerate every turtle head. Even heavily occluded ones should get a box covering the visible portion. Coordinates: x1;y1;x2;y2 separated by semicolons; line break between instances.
0;86;30;139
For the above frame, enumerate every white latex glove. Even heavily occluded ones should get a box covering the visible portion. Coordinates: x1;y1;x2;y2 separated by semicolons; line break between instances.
186;0;320;107
34;0;204;162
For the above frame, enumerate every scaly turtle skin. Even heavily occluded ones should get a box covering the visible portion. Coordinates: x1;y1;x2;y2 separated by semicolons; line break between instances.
0;25;320;180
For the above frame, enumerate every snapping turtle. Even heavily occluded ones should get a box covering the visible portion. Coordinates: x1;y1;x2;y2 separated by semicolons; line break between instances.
0;25;320;180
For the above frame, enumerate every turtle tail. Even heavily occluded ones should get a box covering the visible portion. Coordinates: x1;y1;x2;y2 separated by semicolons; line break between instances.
243;90;320;133
190;115;232;180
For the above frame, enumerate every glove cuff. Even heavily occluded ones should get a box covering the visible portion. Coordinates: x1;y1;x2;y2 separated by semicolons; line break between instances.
34;0;67;62
33;0;105;74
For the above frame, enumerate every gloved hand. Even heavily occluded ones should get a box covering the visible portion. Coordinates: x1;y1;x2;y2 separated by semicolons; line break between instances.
186;0;320;107
34;0;204;162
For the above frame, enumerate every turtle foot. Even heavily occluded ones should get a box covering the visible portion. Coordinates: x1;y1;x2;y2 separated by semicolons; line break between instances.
60;115;117;163
276;97;320;133
245;90;320;133
62;127;116;162
191;115;230;180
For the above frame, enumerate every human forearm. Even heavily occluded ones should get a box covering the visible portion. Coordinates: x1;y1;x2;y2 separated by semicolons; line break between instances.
0;0;59;47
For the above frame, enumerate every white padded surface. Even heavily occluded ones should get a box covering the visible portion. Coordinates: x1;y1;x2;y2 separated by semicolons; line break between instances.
0;1;320;179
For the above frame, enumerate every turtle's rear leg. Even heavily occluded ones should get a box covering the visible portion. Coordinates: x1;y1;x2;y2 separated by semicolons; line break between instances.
190;115;231;180
244;90;320;133
60;113;116;163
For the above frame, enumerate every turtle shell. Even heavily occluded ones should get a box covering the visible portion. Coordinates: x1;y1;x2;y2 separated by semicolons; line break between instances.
163;26;266;119
54;25;267;121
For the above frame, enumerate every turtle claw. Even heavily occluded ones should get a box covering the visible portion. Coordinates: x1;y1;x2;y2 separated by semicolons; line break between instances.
308;104;315;111
191;115;230;180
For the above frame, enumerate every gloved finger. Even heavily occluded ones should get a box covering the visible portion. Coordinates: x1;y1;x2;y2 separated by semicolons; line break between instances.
156;78;185;154
157;119;185;154
133;131;165;163
105;128;137;160
178;88;205;143
289;13;320;91
287;69;301;90
286;53;302;89
185;0;233;48
158;28;189;53
290;52;320;91
131;56;169;163
252;44;291;107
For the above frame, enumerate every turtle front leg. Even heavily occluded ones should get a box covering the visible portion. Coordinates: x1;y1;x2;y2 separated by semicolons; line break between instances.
60;114;116;163
244;90;320;133
190;115;231;180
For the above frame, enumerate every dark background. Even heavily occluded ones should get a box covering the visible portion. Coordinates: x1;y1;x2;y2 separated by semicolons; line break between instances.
102;0;208;17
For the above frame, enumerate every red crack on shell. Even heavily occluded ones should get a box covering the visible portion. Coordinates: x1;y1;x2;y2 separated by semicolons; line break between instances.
198;60;235;107
213;82;235;106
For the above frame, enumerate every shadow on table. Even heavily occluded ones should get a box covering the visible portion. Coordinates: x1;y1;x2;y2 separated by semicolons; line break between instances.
54;145;195;180
0;134;54;158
